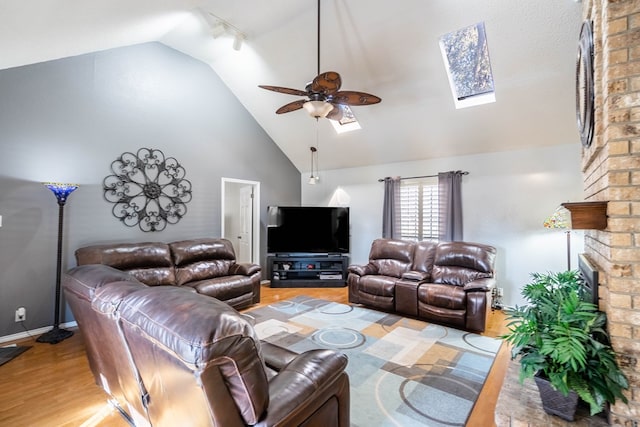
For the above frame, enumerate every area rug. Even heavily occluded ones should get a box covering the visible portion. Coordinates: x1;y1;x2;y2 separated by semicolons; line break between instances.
0;345;31;366
244;296;502;427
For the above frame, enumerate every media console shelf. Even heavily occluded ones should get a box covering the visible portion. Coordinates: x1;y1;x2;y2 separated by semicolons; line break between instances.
267;254;348;288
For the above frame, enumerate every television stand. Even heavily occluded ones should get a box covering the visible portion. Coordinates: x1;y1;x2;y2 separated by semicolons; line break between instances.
267;254;348;288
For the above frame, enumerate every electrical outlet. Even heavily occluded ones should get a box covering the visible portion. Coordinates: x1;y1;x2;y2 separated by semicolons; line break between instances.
497;287;504;297
15;307;26;322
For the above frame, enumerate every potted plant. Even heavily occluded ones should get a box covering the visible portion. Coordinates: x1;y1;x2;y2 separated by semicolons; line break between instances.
502;270;628;421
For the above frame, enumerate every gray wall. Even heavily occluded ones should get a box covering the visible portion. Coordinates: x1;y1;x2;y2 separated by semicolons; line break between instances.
0;42;300;338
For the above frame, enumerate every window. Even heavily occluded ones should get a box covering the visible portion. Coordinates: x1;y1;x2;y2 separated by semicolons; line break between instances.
330;105;361;134
439;22;496;109
399;178;439;241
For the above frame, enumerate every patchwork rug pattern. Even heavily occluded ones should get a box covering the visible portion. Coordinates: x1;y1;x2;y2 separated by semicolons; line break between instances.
244;296;502;427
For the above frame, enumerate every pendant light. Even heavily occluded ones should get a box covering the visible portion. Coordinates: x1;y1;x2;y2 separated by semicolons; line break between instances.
308;146;319;184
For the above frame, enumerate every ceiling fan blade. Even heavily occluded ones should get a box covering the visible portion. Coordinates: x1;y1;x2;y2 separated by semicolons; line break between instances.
311;71;342;94
259;85;308;97
332;91;381;106
275;99;307;114
326;104;344;121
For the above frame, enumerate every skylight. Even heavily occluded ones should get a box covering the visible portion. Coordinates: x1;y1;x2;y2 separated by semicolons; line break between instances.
439;22;496;109
330;105;362;134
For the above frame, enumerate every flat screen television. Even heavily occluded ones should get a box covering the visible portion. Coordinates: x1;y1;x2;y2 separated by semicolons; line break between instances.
267;206;349;254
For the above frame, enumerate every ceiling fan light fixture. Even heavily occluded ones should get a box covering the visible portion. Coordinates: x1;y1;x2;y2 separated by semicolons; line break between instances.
303;100;333;118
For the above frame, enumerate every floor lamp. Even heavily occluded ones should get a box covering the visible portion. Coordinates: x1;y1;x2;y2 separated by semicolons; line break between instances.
37;182;78;344
543;205;572;271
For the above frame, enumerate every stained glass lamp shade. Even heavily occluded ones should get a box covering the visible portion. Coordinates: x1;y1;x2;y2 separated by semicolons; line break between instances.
37;182;79;344
543;206;572;271
44;182;78;205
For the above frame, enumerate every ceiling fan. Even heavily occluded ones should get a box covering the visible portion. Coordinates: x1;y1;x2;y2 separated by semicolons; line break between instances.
258;0;381;121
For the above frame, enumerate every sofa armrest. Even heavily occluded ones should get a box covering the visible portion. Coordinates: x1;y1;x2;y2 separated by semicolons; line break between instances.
260;341;298;371
258;349;349;426
463;277;496;292
229;262;261;276
402;270;429;281
348;263;377;276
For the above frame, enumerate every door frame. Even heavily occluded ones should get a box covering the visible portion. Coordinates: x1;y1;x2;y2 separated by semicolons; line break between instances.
221;178;260;265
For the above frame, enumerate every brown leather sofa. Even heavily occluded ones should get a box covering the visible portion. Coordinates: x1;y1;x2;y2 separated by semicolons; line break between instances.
63;264;350;427
348;238;496;332
75;238;260;310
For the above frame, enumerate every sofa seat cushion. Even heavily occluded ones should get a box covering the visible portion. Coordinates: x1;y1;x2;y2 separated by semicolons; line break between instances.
355;275;397;311
125;267;176;286
432;265;493;287
187;275;254;301
418;303;465;329
359;275;397;297
417;283;466;310
175;260;235;286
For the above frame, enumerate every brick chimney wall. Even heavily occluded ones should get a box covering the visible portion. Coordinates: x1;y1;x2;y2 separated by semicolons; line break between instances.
583;1;640;424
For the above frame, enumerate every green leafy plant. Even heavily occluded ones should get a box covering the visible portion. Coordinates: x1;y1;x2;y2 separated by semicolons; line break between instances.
502;270;629;416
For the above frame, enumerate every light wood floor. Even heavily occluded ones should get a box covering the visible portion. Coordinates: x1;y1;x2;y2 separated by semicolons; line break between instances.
0;284;510;426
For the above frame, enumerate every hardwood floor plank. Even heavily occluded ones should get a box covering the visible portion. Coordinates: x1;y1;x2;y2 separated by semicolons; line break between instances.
0;284;508;426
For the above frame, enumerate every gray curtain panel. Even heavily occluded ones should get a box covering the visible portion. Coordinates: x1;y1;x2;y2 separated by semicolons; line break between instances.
438;171;464;241
382;176;400;238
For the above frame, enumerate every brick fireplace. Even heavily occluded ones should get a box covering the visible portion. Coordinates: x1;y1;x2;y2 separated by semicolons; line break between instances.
582;0;640;424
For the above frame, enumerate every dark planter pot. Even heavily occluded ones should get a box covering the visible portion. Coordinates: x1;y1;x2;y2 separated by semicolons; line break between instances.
534;375;579;421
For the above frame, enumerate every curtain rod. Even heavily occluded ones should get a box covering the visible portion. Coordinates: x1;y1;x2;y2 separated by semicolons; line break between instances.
377;171;469;182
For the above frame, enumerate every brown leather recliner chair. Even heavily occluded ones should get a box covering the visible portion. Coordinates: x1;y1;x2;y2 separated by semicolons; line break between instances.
63;264;350;427
348;239;496;332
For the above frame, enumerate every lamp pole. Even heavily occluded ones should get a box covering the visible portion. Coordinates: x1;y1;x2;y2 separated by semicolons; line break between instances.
37;183;78;344
566;230;571;271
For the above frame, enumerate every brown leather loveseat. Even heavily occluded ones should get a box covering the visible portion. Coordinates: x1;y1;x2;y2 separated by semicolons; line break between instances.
75;237;260;310
348;238;496;332
63;264;350;426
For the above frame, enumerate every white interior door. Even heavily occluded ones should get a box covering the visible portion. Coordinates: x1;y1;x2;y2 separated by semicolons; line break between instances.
221;178;260;266
238;185;253;263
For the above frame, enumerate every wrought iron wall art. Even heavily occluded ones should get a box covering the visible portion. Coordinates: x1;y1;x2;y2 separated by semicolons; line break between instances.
103;148;192;232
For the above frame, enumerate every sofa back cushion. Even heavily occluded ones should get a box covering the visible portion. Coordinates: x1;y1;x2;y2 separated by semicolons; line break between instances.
75;242;175;286
170;238;237;286
411;240;438;279
431;241;496;286
368;238;415;278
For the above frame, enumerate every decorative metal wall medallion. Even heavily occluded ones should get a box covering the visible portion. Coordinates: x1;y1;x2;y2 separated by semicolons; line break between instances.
103;148;192;232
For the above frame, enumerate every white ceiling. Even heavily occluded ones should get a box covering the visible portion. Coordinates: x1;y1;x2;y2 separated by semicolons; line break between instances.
0;0;584;173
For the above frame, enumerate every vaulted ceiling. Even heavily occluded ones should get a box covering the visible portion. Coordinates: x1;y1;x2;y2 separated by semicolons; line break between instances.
0;0;584;172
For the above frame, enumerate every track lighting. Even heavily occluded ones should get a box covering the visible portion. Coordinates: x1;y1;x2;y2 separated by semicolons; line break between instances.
233;32;245;51
210;21;227;39
203;11;246;51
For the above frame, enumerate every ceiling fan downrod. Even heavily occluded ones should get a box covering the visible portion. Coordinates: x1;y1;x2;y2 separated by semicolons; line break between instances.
316;0;321;77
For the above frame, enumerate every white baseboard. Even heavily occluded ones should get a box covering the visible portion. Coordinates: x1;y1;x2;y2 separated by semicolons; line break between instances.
0;321;78;344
